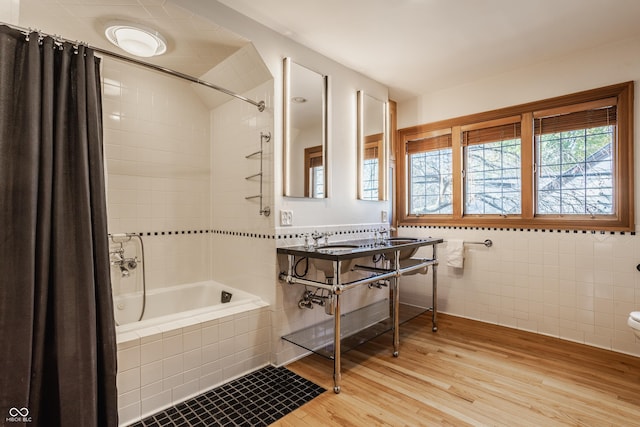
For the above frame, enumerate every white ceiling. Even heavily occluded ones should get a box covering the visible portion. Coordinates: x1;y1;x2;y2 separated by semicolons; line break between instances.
219;0;640;100
17;0;249;78
14;0;640;102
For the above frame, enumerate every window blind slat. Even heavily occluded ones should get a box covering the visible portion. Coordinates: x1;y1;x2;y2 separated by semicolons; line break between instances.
535;105;617;135
407;133;451;154
364;146;378;160
309;155;322;168
463;122;521;146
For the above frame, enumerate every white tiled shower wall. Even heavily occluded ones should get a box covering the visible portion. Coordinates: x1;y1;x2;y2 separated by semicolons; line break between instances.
102;59;212;290
399;227;640;357
209;80;275;302
210;81;274;233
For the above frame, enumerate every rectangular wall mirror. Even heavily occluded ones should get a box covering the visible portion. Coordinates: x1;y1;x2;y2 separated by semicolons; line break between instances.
283;57;328;198
357;91;388;200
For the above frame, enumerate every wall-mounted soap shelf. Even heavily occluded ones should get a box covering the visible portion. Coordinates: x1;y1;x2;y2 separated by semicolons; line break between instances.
245;131;271;216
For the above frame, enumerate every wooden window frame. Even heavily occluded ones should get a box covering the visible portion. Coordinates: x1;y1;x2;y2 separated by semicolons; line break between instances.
406;129;453;217
362;133;384;200
396;82;634;231
304;145;323;197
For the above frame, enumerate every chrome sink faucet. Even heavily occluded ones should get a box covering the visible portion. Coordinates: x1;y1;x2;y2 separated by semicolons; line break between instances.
323;231;334;246
375;227;389;244
311;230;323;248
303;230;335;249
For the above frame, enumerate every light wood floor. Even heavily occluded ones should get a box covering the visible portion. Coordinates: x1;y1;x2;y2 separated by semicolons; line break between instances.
275;313;640;426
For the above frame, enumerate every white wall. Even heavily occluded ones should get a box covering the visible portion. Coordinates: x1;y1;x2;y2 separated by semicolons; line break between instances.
399;36;640;128
0;0;19;24
397;35;640;357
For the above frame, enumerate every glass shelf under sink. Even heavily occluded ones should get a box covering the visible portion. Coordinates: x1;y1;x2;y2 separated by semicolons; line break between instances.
282;299;430;359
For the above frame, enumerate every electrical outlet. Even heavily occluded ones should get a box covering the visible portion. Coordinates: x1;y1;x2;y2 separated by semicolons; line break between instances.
280;210;293;226
381;210;388;222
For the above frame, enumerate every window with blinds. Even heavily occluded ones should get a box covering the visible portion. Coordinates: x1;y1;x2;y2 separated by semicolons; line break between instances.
407;130;453;215
462;118;522;215
535;100;616;216
396;82;634;231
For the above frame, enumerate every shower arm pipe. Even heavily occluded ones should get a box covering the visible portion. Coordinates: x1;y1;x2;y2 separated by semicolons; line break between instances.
0;21;266;112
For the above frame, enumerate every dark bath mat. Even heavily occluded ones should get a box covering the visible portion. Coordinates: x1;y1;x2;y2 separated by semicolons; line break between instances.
129;365;325;427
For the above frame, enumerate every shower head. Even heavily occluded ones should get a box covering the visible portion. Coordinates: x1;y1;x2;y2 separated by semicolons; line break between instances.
119;265;130;278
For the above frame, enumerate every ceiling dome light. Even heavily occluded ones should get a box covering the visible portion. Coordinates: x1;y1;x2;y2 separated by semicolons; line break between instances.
105;22;167;57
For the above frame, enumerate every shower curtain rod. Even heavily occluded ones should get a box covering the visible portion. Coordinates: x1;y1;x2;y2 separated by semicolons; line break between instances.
0;21;266;112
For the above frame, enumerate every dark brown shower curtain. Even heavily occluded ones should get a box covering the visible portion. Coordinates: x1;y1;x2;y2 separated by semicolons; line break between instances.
0;25;118;427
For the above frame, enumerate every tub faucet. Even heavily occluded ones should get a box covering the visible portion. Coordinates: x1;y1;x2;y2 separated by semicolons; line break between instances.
110;246;124;263
119;265;130;278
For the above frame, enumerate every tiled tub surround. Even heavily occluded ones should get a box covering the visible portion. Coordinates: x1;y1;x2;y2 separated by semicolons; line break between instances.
115;292;270;426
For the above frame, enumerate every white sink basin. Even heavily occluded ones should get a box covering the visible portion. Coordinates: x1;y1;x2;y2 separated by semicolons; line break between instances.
312;244;359;277
316;244;359;252
385;238;420;260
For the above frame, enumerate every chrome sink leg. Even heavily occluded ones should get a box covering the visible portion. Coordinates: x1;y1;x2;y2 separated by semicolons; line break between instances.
333;290;341;393
432;245;438;332
393;251;400;357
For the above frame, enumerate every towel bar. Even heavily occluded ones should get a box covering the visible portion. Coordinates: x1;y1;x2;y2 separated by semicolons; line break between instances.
465;239;493;247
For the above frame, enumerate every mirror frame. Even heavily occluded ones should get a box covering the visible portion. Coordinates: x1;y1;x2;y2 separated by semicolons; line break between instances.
283;57;329;198
357;90;388;201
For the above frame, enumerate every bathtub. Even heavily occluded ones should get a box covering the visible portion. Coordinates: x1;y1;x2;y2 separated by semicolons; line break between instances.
114;280;266;331
114;280;270;426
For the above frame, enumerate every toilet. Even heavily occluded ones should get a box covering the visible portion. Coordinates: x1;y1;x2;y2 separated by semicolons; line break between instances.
628;312;640;339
